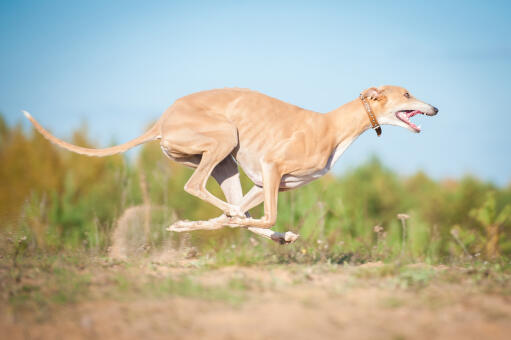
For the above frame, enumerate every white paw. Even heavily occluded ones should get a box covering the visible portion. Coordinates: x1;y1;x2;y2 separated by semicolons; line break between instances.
271;231;300;244
284;231;299;243
225;205;245;218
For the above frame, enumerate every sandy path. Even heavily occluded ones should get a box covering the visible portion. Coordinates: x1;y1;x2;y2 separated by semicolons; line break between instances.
2;264;511;340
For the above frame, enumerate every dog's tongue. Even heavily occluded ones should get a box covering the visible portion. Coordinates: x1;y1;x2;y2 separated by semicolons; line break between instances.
407;110;422;118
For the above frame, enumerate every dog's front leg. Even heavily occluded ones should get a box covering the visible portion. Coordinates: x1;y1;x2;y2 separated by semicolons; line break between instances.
235;185;298;243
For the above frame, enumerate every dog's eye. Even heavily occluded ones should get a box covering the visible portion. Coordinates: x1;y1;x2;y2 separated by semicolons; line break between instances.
404;92;410;98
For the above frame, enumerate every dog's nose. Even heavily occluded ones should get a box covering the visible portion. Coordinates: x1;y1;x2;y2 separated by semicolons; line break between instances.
432;106;439;115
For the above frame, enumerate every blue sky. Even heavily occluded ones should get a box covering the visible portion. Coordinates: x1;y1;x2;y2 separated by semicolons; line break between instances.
1;0;510;185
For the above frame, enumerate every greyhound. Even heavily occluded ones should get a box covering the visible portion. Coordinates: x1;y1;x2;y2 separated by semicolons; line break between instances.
24;85;438;244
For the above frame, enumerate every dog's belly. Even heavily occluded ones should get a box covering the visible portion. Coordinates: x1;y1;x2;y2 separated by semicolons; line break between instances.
279;169;329;189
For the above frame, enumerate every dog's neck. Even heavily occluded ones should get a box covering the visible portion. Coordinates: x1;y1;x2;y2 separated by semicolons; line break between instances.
319;98;376;168
326;98;374;145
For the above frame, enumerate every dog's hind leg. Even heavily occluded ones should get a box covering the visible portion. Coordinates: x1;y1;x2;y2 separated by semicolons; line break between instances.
162;119;244;218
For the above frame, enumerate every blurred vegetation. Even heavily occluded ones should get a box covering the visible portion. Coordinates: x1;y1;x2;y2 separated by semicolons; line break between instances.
1;112;511;264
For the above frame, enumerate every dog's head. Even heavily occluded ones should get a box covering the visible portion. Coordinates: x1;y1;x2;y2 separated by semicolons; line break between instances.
360;85;438;133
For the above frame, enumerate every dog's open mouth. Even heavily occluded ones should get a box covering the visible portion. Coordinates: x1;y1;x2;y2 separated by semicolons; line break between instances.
396;110;424;133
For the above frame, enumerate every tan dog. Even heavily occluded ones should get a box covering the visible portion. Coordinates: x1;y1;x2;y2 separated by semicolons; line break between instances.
24;85;438;244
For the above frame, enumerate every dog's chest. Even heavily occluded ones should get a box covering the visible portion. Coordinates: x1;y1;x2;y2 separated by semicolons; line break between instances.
279;152;335;189
279;137;355;189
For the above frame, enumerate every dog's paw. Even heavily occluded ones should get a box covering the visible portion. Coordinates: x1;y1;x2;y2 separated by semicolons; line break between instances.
225;205;245;219
271;231;299;244
284;231;299;243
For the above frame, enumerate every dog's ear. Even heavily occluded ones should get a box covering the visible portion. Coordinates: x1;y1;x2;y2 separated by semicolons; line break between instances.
361;87;384;101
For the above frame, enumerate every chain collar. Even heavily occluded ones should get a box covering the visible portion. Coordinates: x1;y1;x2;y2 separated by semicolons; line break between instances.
359;94;382;137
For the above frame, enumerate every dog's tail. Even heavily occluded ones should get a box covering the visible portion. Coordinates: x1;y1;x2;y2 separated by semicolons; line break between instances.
23;111;160;157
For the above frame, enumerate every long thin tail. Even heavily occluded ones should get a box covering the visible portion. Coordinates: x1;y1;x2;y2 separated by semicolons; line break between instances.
23;111;160;157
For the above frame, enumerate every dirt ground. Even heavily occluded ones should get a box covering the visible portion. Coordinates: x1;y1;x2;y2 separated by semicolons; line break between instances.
2;259;511;340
